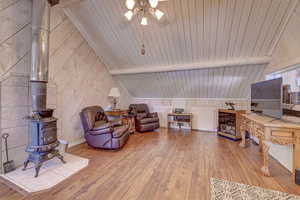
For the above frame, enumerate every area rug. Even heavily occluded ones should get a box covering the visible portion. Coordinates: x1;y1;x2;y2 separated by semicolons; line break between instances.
0;153;89;193
211;178;300;200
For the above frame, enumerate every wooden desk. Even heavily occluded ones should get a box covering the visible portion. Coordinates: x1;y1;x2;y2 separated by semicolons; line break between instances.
167;113;193;130
240;113;300;179
105;110;135;133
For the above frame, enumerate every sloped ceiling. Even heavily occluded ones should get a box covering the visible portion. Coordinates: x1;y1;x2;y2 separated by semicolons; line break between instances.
65;0;297;73
114;64;265;98
62;0;298;98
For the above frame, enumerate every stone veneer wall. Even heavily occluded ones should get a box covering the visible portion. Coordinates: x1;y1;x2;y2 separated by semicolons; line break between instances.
47;4;132;147
0;0;32;172
0;1;133;171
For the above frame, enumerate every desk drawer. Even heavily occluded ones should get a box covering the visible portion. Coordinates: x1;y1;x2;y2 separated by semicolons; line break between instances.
271;130;295;145
271;131;294;138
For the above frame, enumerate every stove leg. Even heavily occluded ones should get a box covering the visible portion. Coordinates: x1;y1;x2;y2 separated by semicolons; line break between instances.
34;163;42;178
22;159;30;171
57;154;66;164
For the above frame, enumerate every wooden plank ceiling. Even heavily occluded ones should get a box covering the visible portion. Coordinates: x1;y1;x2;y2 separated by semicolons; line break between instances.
64;0;298;98
114;64;265;98
66;0;297;72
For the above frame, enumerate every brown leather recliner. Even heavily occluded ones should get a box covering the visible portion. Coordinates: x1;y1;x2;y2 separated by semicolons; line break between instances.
80;106;130;149
129;104;160;132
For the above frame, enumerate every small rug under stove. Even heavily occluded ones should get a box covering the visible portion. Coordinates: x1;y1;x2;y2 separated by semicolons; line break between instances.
0;153;89;193
211;178;300;200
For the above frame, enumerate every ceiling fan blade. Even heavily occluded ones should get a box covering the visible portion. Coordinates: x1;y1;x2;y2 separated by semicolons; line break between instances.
158;0;168;2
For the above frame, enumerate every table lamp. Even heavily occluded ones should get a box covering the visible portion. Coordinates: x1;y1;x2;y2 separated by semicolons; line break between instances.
108;87;121;110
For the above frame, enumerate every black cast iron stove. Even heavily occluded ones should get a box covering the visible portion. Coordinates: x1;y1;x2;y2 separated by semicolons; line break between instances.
23;0;64;178
23;109;65;177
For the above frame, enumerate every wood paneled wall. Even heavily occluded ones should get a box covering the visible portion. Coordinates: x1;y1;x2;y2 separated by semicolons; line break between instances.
114;64;265;98
266;3;300;74
66;0;298;72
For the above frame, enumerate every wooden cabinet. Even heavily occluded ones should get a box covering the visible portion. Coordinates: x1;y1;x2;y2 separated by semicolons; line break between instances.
167;113;193;130
217;109;246;140
240;113;300;179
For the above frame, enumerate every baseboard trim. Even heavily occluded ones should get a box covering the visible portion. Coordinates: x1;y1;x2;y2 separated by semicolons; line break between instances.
160;127;217;133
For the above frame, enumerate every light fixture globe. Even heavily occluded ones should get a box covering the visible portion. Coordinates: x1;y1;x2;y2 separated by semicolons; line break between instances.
149;0;158;8
124;0;165;25
155;9;164;20
126;0;135;10
141;17;148;26
125;10;134;20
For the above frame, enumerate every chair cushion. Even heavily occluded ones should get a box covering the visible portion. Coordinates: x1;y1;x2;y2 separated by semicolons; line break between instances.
93;121;110;131
112;125;129;138
138;117;159;124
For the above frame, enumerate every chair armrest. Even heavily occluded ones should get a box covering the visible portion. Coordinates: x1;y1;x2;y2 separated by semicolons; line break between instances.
93;121;111;131
148;112;158;118
89;128;113;135
108;119;123;127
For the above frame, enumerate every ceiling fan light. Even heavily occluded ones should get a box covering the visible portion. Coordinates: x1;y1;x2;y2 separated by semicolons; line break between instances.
125;10;134;20
141;17;148;26
126;0;135;10
155;9;164;20
149;0;158;8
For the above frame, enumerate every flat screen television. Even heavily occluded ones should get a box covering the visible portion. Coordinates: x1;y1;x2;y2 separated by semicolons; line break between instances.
251;78;283;119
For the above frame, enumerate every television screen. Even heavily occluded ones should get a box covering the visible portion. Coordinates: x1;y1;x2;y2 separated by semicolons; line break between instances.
251;78;283;119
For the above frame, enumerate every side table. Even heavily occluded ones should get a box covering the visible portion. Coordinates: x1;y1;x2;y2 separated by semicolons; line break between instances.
105;110;135;134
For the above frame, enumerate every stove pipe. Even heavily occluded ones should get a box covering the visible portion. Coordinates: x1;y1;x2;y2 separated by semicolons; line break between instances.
31;0;51;112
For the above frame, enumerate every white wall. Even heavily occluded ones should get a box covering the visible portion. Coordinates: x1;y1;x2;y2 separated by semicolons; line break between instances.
134;98;250;131
269;143;293;172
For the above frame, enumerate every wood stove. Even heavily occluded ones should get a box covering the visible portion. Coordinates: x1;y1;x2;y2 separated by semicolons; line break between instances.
24;112;65;177
22;0;64;178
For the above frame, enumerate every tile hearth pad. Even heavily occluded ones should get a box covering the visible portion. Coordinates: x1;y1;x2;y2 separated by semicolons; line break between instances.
1;153;89;193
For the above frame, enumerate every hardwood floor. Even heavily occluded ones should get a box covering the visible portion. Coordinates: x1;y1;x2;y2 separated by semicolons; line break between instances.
1;128;300;200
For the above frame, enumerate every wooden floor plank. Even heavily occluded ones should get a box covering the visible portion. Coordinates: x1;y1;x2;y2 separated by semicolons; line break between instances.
0;128;299;200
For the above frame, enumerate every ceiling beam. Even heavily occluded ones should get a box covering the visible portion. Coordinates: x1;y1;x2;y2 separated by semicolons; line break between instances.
59;0;86;8
110;56;271;75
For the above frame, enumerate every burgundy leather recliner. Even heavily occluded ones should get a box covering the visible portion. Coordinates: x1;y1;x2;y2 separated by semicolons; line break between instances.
80;106;130;149
129;104;160;132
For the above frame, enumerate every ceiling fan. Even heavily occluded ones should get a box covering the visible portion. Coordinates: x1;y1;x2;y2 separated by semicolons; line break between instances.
124;0;168;26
